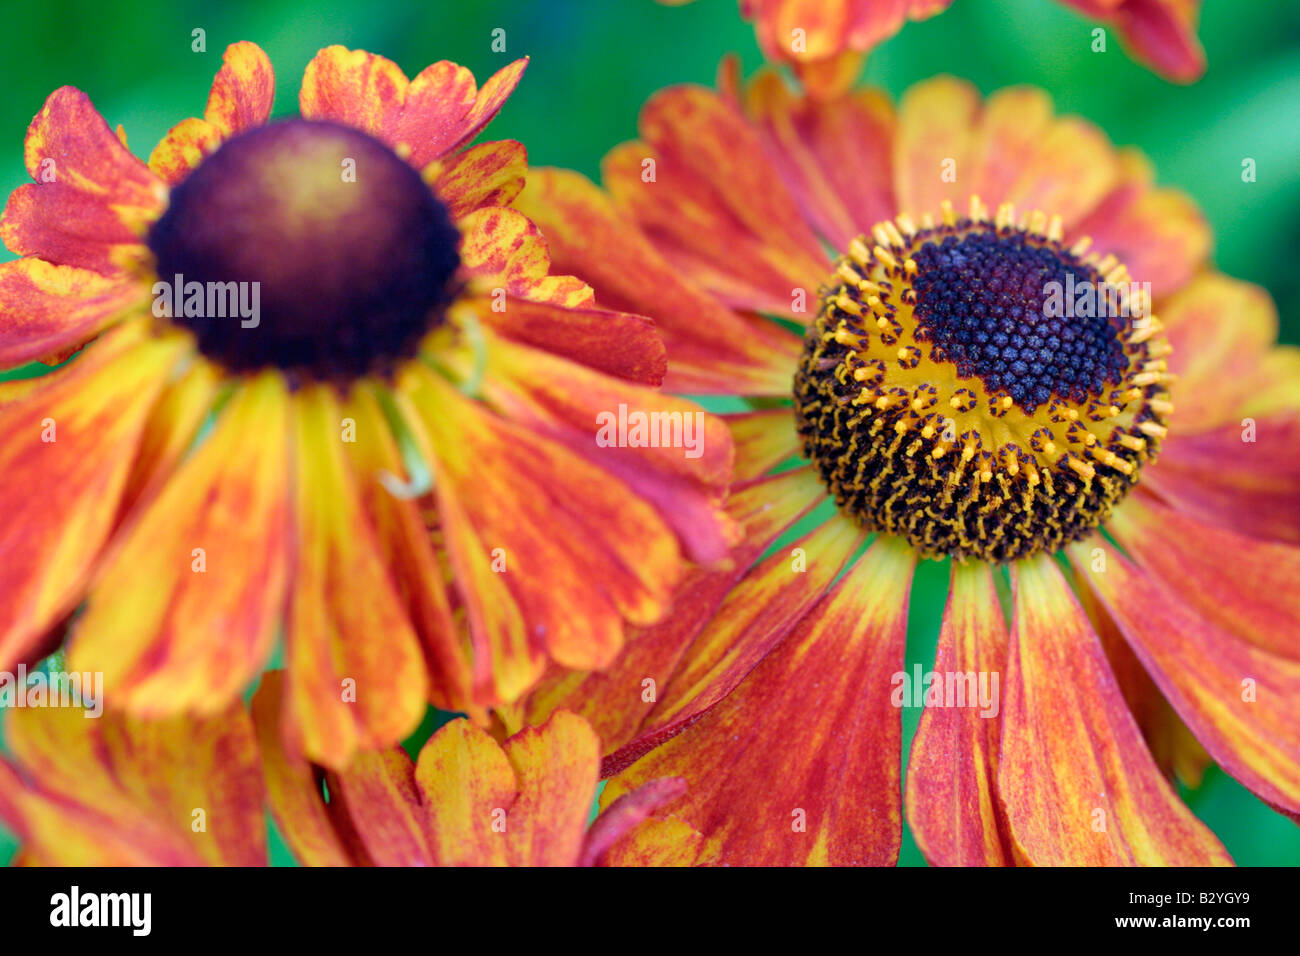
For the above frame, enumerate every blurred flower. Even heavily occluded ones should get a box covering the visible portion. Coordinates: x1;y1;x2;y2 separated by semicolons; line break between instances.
510;65;1300;865
0;42;733;769
0;672;697;866
661;0;1204;92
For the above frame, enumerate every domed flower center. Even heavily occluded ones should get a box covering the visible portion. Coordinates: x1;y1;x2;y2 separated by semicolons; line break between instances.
793;197;1173;563
146;119;461;383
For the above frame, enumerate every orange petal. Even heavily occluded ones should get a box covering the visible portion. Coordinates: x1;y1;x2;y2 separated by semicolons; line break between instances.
478;297;666;387
300;47;527;167
3;87;162;273
892;76;980;218
430;139;527;219
513;166;799;394
1070;536;1300;819
1108;491;1300;660
149;41;274;185
602;84;829;317
498;710;601;866
412;717;516;866
1069;150;1207;298
473;330;734;563
325;749;435;866
395;383;537;706
0;325;182;669
744;70;897;248
1158;272;1277;431
998;554;1232;865
598;814;705;866
743;0;953;94
967;87;1056;207
339;388;473;714
1147;416;1300;546
0;760;201;866
906;560;1014;866
4;695;265;866
610;512;863;775
116;357;221;518
604;535;913;865
993;115;1119;227
402;364;680;680
512;467;828;757
580;777;687;866
282;385;429;768
69;371;290;716
0;257;146;368
457;205;594;309
251;672;356;866
204;40;276;136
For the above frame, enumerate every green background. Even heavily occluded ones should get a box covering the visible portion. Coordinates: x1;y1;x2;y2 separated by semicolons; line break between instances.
1;0;1297;865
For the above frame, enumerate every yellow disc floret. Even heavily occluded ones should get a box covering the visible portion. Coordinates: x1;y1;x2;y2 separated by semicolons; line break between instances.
793;197;1173;563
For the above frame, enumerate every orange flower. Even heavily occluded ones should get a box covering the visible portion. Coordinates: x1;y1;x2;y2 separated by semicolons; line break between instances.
509;67;1300;864
662;0;1204;93
0;672;697;866
0;43;734;769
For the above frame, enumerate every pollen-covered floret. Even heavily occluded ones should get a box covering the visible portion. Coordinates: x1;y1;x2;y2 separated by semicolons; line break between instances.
793;197;1173;563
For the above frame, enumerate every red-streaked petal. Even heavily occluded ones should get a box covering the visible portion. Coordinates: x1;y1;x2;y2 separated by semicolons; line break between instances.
744;70;897;248
999;554;1231;865
0;257;146;368
413;717;517;866
513;166;800;394
472;330;734;564
204;41;275;137
512;467;829;757
69;371;290;715
605;535;914;865
5;695;266;866
498;710;601;866
300;47;527;167
431;139;527;219
339;388;474;714
1159;273;1278;432
115;357;221;518
598;814;705;866
478;297;666;387
601;85;829;317
326;748;434;866
0;760;201;866
0;325;182;669
251;672;357;867
1069;537;1300;819
1108;491;1300;660
402;364;680;677
580;777;687;867
992;115;1119;228
608;513;863;775
149;42;274;185
1068;150;1207;299
906;560;1014;866
1146;415;1300;545
457;205;593;309
3;87;163;273
282;385;429;768
147;117;224;187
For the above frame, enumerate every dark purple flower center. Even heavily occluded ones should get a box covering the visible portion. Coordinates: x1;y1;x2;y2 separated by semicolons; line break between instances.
147;119;460;383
